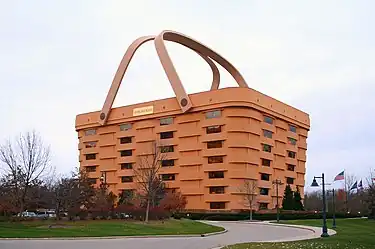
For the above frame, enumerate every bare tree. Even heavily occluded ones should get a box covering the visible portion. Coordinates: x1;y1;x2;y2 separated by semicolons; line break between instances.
0;131;52;214
238;179;258;221
133;141;167;222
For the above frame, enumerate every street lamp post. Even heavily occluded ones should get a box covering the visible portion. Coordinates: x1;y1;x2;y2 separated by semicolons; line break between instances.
272;179;283;223
327;188;337;228
311;173;329;237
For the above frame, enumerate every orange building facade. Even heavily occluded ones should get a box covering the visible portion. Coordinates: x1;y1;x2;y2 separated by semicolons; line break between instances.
75;30;310;212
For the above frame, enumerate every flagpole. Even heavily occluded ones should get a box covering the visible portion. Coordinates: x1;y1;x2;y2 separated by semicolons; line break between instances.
344;169;348;212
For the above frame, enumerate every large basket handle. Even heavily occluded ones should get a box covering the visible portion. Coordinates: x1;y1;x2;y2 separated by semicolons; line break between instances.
99;31;248;125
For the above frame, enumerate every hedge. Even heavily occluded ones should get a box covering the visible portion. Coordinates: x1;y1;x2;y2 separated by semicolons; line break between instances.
172;211;363;221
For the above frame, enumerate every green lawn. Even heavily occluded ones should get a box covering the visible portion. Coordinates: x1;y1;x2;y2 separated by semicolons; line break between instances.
0;219;223;238
224;218;375;249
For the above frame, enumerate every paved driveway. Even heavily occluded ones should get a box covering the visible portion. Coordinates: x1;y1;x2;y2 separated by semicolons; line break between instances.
0;221;318;249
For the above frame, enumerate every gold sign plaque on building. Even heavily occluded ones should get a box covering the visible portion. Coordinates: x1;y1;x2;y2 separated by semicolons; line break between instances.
75;30;310;212
133;105;154;116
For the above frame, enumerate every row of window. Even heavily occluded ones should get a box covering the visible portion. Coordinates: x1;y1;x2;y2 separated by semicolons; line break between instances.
262;144;297;158
209;202;268;210
259;173;295;184
261;159;296;171
263;129;297;145
263;116;297;133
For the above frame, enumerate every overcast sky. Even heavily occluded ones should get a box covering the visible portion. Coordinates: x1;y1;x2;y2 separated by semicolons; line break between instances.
1;0;374;189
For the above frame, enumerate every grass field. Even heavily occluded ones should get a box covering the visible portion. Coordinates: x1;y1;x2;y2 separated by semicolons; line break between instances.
224;218;375;249
0;219;223;238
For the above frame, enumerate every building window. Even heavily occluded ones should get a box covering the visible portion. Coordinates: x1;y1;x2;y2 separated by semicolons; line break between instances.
206;125;222;134
121;176;133;183
160;117;173;125
259;202;268;210
161;159;175;167
160;131;173;139
88;178;97;185
289;125;297;133
210;202;225;209
121;163;133;170
263;130;273;139
261;159;271;167
261;173;270;181
259;188;269;196
207;141;223;149
208;171;224;179
121;150;132;157
287;164;295;171
287;151;296;158
264;116;274;125
262;144;272;153
161;174;175;181
286;177;295;185
85;153;96;160
120;123;132;131
160;145;174;153
208;156;224;164
86;166;96;172
209;186;225;194
205;110;221;119
84;129;96;136
85;141;97;148
120;137;132;144
288;137;297;145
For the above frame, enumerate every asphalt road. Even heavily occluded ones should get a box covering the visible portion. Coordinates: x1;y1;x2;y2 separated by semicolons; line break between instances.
0;221;316;249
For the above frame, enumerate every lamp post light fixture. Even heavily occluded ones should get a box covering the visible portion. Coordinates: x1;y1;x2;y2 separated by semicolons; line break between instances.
311;173;329;237
100;171;107;188
272;179;283;223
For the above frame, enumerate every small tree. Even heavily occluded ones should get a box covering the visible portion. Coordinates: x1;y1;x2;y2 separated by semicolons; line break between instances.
133;141;166;222
293;187;304;211
366;170;375;219
0;131;53;215
160;191;187;215
238;179;257;221
282;185;294;210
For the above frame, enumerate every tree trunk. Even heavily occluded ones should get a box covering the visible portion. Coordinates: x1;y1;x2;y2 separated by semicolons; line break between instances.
249;208;253;221
145;198;150;223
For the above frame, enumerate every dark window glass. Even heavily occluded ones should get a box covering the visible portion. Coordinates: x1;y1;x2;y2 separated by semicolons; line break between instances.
160;131;173;139
208;156;224;164
288;137;297;145
161;174;175;181
263;130;273;139
120;137;132;144
86;166;96;172
208;171;224;179
262;159;271;167
85;141;97;148
205;110;221;119
121;150;132;157
206;125;222;134
88;178;97;185
287;151;296;158
259;203;268;210
286;177;295;185
86;153;96;160
121;163;133;170
287;164;295;171
160;117;173;125
160;145;174;153
261;173;270;181
161;159;175;167
121;189;134;198
264;116;274;124
262;144;272;153
209;186;225;194
120;123;132;131
259;188;269;195
121;176;133;183
289;125;297;133
210;202;225;209
84;129;96;136
207;141;223;149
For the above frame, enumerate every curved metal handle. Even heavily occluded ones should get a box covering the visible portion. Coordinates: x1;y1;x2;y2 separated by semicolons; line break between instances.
99;31;248;125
